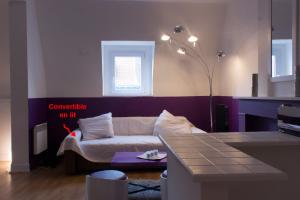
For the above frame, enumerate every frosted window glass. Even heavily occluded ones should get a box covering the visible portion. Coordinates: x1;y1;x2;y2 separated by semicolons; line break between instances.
272;39;293;77
114;57;142;89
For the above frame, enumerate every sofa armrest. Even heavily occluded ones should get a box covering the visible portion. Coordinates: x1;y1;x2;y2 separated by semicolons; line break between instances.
64;129;81;142
57;129;82;156
191;127;206;134
72;129;82;141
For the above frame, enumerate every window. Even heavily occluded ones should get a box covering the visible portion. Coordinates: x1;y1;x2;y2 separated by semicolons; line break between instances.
101;41;155;96
272;39;293;77
271;0;295;81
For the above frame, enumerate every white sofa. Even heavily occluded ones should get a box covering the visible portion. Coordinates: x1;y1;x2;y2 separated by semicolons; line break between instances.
58;116;205;173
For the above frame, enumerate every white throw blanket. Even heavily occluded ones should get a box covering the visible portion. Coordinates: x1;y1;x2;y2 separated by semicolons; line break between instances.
57;115;206;163
57;127;205;163
57;130;166;162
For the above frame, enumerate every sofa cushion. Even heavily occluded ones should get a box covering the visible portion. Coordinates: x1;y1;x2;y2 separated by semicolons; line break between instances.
153;110;192;136
112;117;157;136
79;113;114;140
79;136;165;162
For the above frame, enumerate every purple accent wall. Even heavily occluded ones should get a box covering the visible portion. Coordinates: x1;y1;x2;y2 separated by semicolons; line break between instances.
28;96;300;167
28;98;48;168
239;99;282;119
29;96;239;165
238;99;300;132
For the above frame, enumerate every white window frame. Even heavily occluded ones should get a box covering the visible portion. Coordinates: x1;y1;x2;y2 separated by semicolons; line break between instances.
271;39;294;82
101;41;155;96
270;0;297;83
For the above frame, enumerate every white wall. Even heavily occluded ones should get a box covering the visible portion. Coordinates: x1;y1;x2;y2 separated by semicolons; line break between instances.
257;0;271;97
218;0;297;97
8;0;48;171
0;0;11;162
0;99;11;161
271;81;295;96
272;0;293;40
36;0;226;97
9;1;30;172
218;0;259;96
0;0;10;98
27;0;47;98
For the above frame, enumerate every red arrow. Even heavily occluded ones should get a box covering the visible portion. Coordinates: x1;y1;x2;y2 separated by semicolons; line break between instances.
63;123;76;137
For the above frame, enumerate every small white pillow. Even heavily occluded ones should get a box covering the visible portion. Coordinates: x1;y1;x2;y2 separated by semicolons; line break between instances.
153;110;192;136
78;113;114;140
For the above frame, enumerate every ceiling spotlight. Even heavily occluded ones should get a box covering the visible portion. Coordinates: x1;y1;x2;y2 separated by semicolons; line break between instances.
174;25;185;33
188;35;198;43
177;47;186;55
161;34;171;41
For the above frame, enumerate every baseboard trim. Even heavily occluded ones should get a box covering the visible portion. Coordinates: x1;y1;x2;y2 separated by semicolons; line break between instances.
10;162;30;173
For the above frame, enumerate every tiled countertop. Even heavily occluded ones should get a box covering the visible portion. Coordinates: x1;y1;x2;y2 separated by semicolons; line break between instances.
159;132;289;182
234;96;300;101
209;131;300;147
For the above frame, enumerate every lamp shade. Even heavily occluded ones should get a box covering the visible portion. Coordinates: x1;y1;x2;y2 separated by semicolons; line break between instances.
188;35;198;43
161;34;170;41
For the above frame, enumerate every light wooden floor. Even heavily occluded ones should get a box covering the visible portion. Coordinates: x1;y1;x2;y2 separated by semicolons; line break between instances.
0;162;161;200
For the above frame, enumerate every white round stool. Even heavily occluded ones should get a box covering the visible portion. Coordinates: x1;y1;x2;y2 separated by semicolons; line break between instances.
86;170;128;200
160;170;168;200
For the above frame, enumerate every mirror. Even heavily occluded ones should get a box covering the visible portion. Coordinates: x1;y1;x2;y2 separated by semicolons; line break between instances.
271;0;294;79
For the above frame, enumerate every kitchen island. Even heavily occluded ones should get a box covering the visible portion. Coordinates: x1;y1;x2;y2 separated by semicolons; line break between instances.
159;132;300;200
